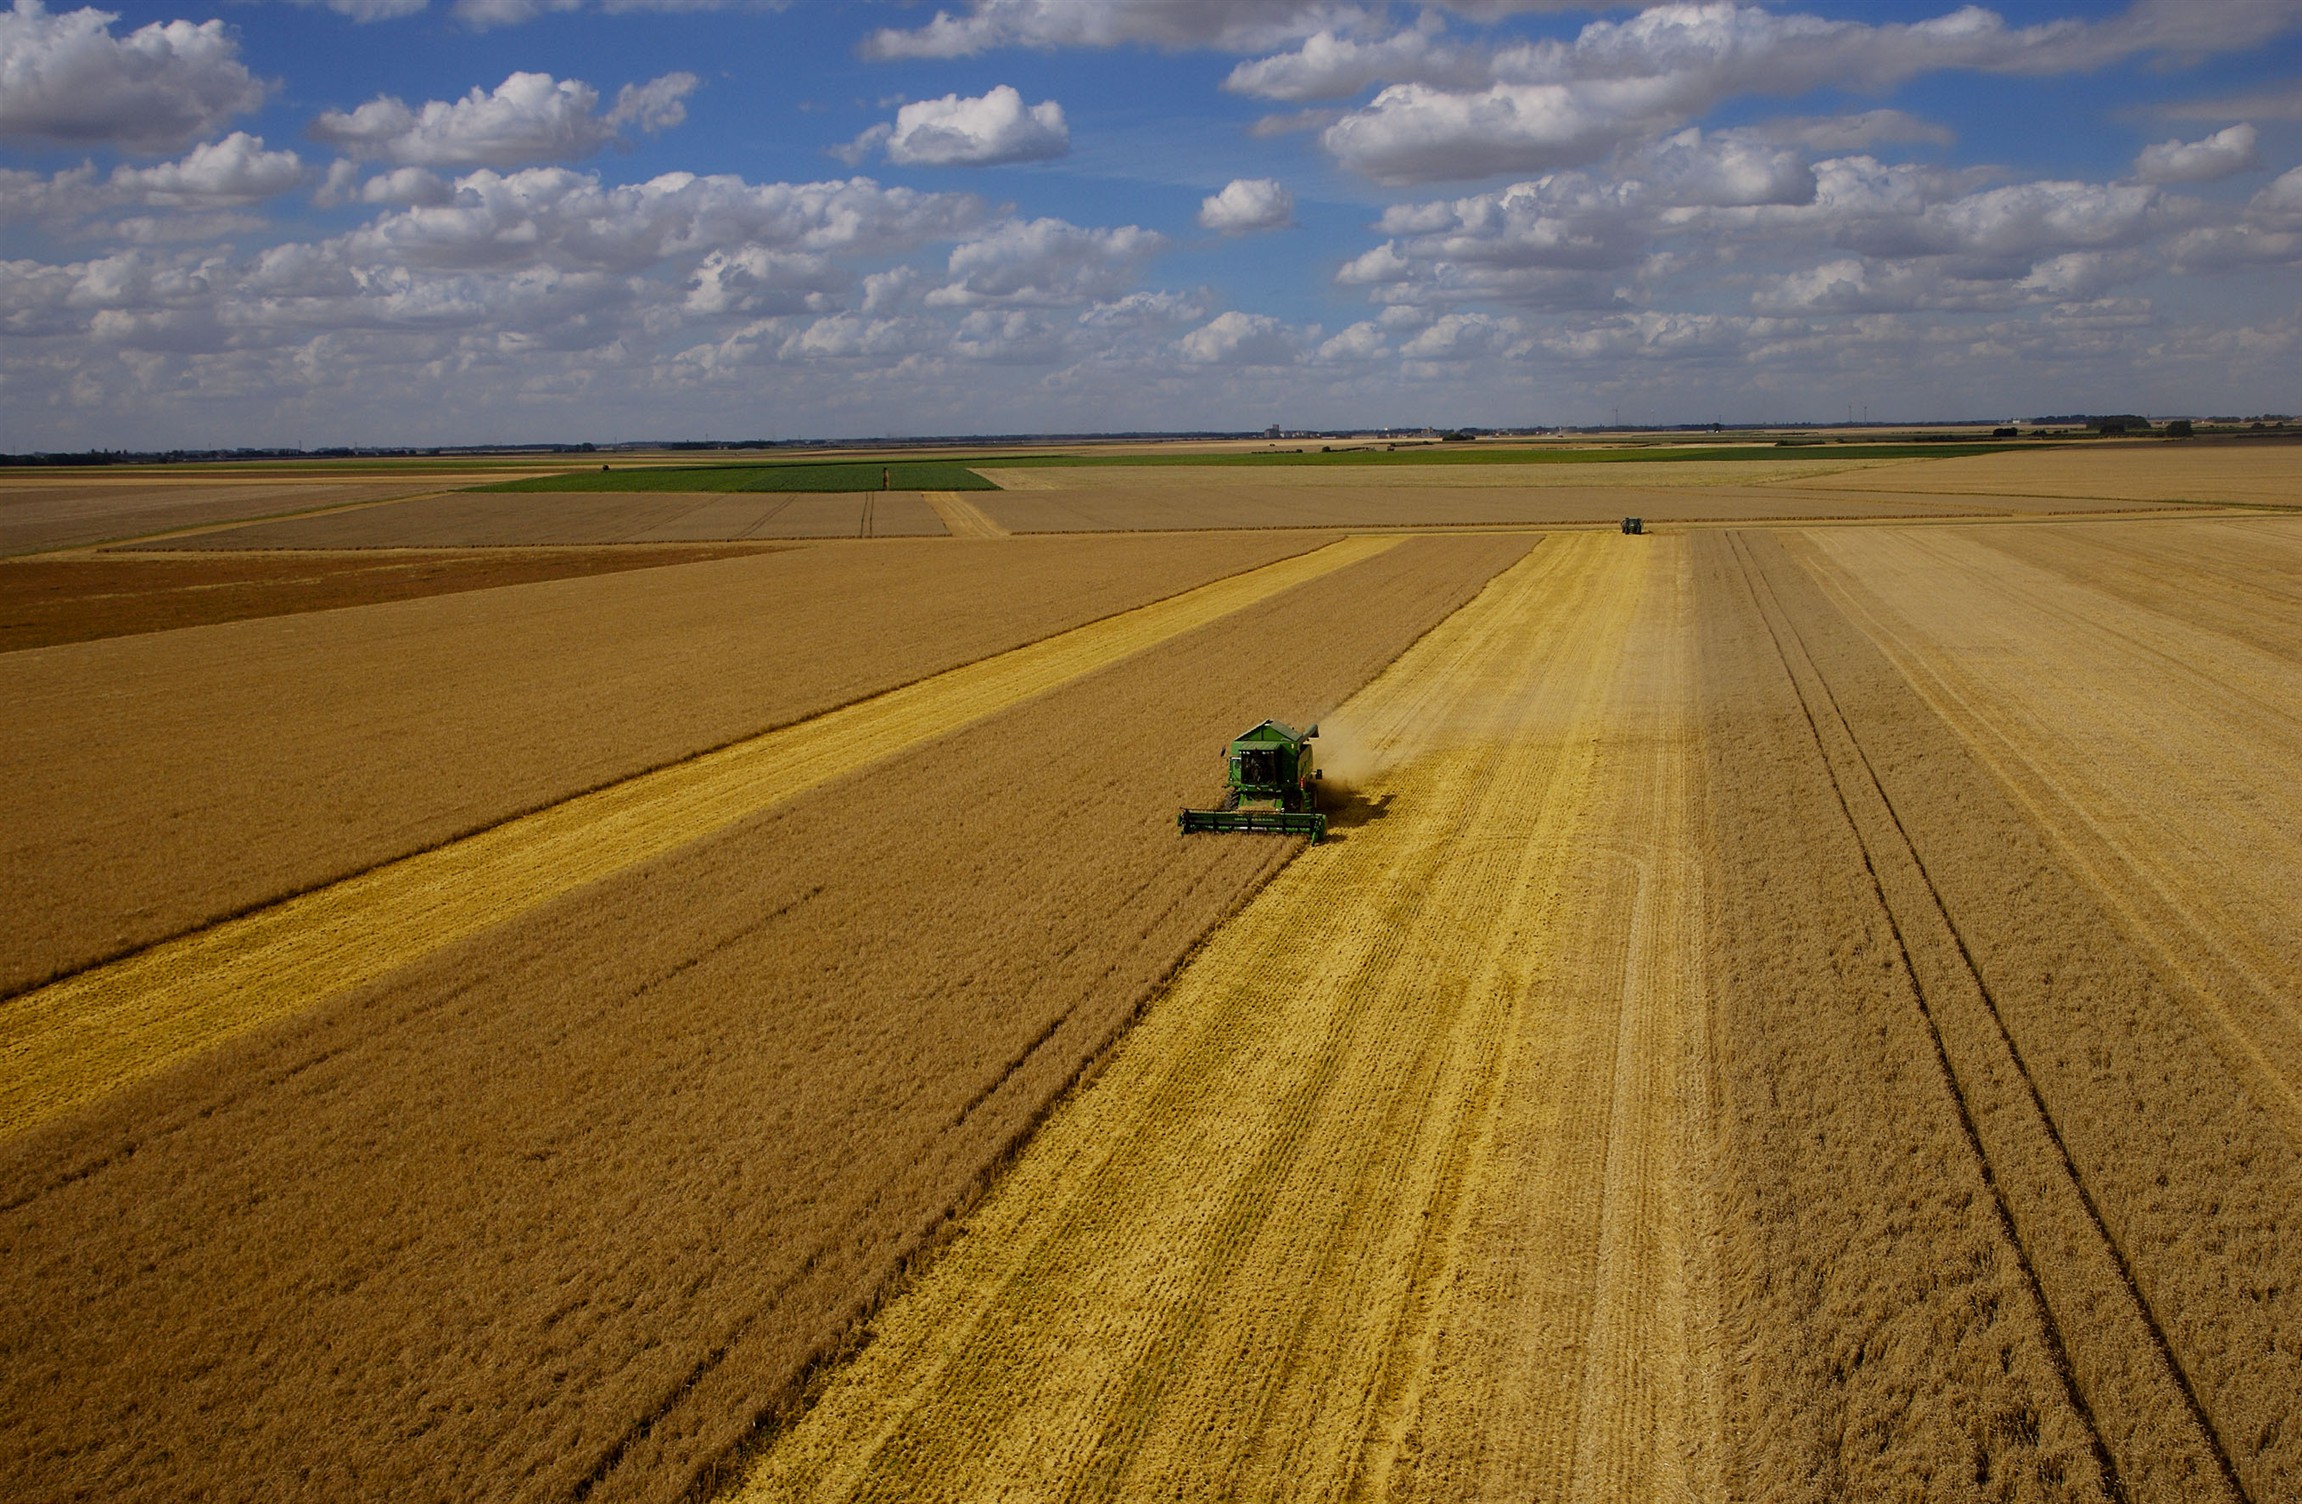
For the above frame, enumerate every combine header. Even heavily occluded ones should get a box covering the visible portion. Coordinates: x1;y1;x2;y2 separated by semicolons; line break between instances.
1178;719;1327;842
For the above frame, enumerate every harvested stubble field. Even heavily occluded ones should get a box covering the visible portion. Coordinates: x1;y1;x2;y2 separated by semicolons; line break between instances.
146;489;949;547
0;533;1326;997
0;532;1527;1504
966;461;2179;532
741;515;2302;1502
0;546;787;651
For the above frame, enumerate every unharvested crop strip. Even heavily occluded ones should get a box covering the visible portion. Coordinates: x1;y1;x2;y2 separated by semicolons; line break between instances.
1728;532;2246;1502
0;535;1399;1138
1723;534;2117;1490
1794;531;2302;1143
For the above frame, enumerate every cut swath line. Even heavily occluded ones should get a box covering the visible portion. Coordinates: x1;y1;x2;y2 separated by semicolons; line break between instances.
0;535;1400;1139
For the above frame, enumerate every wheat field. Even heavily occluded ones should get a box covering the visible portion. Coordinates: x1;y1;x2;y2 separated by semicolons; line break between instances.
2;451;2297;1501
739;513;2302;1502
0;537;1396;1135
741;535;1715;1500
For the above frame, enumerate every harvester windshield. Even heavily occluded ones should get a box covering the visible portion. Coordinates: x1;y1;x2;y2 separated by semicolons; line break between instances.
1237;748;1283;787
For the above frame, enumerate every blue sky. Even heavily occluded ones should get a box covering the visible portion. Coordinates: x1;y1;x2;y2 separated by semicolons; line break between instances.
2;0;2298;445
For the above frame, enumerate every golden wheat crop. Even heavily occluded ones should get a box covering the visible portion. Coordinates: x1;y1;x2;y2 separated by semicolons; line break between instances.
0;478;459;554
738;532;1724;1502
0;535;1526;1504
1817;441;2302;505
1;533;1323;995
1783;523;2302;1496
6;493;2298;1504
961;464;2182;532
0;537;1396;1136
744;514;2302;1503
0;546;786;650
920;490;1010;537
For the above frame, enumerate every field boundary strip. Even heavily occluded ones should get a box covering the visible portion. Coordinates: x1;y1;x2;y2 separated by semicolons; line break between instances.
0;535;1400;1139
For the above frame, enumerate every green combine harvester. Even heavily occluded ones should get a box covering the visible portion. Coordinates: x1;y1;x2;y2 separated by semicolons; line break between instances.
1178;719;1327;842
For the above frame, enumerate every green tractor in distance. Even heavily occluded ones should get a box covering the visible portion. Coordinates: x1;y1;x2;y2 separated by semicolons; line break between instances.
1178;719;1327;842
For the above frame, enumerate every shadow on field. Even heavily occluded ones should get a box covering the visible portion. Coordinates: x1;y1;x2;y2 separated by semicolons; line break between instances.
1320;788;1393;839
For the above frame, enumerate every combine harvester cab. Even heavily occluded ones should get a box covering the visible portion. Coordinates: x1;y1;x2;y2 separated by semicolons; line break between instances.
1178;719;1327;842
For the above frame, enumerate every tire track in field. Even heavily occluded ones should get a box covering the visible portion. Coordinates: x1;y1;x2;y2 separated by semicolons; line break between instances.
0;536;1398;1139
738;495;801;539
736;532;1722;1503
1727;532;2246;1503
1791;526;2302;1141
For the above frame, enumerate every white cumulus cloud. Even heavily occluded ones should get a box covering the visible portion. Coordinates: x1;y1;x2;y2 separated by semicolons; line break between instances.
846;85;1069;167
344;169;989;273
0;0;265;152
108;131;303;205
359;166;454;206
1178;308;1304;364
2132;124;2258;184
1748;109;1955;151
0;131;301;225
1198;177;1294;233
310;71;697;169
1636;129;1815;207
1399;310;1517;358
1305;0;2302;185
1221;26;1486;102
927;216;1163;306
865;0;1383;59
1316;3;2035;185
1315;319;1387;360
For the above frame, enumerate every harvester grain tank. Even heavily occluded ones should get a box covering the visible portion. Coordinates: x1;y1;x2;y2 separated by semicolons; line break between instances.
1178;719;1327;842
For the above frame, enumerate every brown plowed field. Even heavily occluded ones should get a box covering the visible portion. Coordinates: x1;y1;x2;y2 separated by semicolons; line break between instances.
965;463;2175;531
0;534;1323;995
149;490;949;547
0;546;788;651
0;534;1527;1504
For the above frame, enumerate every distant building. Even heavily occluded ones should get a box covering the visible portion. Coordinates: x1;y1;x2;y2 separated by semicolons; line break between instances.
1264;425;1282;439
